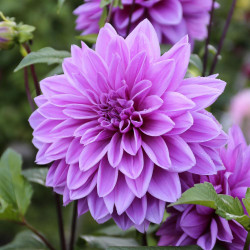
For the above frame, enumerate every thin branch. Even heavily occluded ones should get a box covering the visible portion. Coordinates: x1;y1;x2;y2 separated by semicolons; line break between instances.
23;43;41;96
54;194;67;250
69;201;78;250
126;0;136;36
202;0;216;76
209;0;237;75
24;67;35;111
106;0;114;24
23;219;55;250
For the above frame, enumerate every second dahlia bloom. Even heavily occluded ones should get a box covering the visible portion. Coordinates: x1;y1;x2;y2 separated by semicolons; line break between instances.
29;20;227;231
157;126;250;250
74;0;216;44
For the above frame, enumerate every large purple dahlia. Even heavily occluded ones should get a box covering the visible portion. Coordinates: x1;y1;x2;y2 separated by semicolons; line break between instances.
74;0;216;44
157;125;250;250
29;20;227;231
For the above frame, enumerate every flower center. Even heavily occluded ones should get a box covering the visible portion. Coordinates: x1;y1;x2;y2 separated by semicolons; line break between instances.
97;91;141;133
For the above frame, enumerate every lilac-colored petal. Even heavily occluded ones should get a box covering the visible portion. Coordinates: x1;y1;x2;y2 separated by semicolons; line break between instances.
46;161;58;187
197;219;218;250
146;59;175;97
125;156;154;198
160;36;190;91
69;174;97;200
108;133;123;167
167;112;193;135
126;196;147;225
39;102;68;120
164;135;196;172
79;139;109;171
188;144;217;175
138;95;163;114
114;175;135;215
112;211;133;231
140;113;174;136
130;79;152;103
126;51;149;88
148;167;181;202
126;19;160;60
29;110;46;130
150;0;182;25
146;195;165;224
78;198;89;216
96;23;117;60
122;128;141;155
180;206;210;238
216;217;233;243
103;190;115;214
67;163;97;190
88;190;109;220
97;157;118;197
160;91;195;117
40;75;80;99
178;77;226;110
66;138;83;164
135;220;150;233
118;149;144;179
181;112;220;142
142;135;171;169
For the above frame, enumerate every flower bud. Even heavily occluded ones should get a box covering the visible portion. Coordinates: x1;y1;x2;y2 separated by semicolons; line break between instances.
0;20;17;50
0;12;35;50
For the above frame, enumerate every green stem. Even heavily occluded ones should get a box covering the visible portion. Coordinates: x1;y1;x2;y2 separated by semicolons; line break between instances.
244;231;250;250
23;219;55;250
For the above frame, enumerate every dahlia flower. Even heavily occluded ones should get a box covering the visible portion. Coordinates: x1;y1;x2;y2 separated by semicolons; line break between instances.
29;20;227;231
74;0;216;44
157;125;250;250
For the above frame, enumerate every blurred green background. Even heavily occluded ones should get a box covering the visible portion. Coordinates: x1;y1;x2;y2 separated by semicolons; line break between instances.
0;0;249;248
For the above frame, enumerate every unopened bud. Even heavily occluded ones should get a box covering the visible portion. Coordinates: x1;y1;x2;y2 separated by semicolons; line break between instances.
0;20;17;50
0;12;35;51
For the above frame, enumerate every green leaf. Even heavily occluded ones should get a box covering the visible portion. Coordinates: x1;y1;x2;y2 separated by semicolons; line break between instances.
76;34;98;44
76;235;139;249
14;47;70;72
243;188;250;216
107;246;201;250
169;182;219;209
0;149;33;221
57;0;65;13
22;168;48;186
95;225;135;236
0;230;48;249
187;54;203;77
170;183;250;231
46;64;63;77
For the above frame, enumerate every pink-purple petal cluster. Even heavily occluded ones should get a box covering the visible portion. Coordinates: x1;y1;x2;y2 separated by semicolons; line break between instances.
74;0;216;44
157;125;250;250
29;20;226;231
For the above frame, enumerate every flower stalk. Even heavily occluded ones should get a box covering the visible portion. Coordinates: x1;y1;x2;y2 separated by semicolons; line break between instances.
126;0;136;36
209;0;237;74
202;0;216;76
69;201;78;250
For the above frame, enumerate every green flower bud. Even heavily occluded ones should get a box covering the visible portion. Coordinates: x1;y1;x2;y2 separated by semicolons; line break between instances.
0;20;17;50
0;12;35;50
